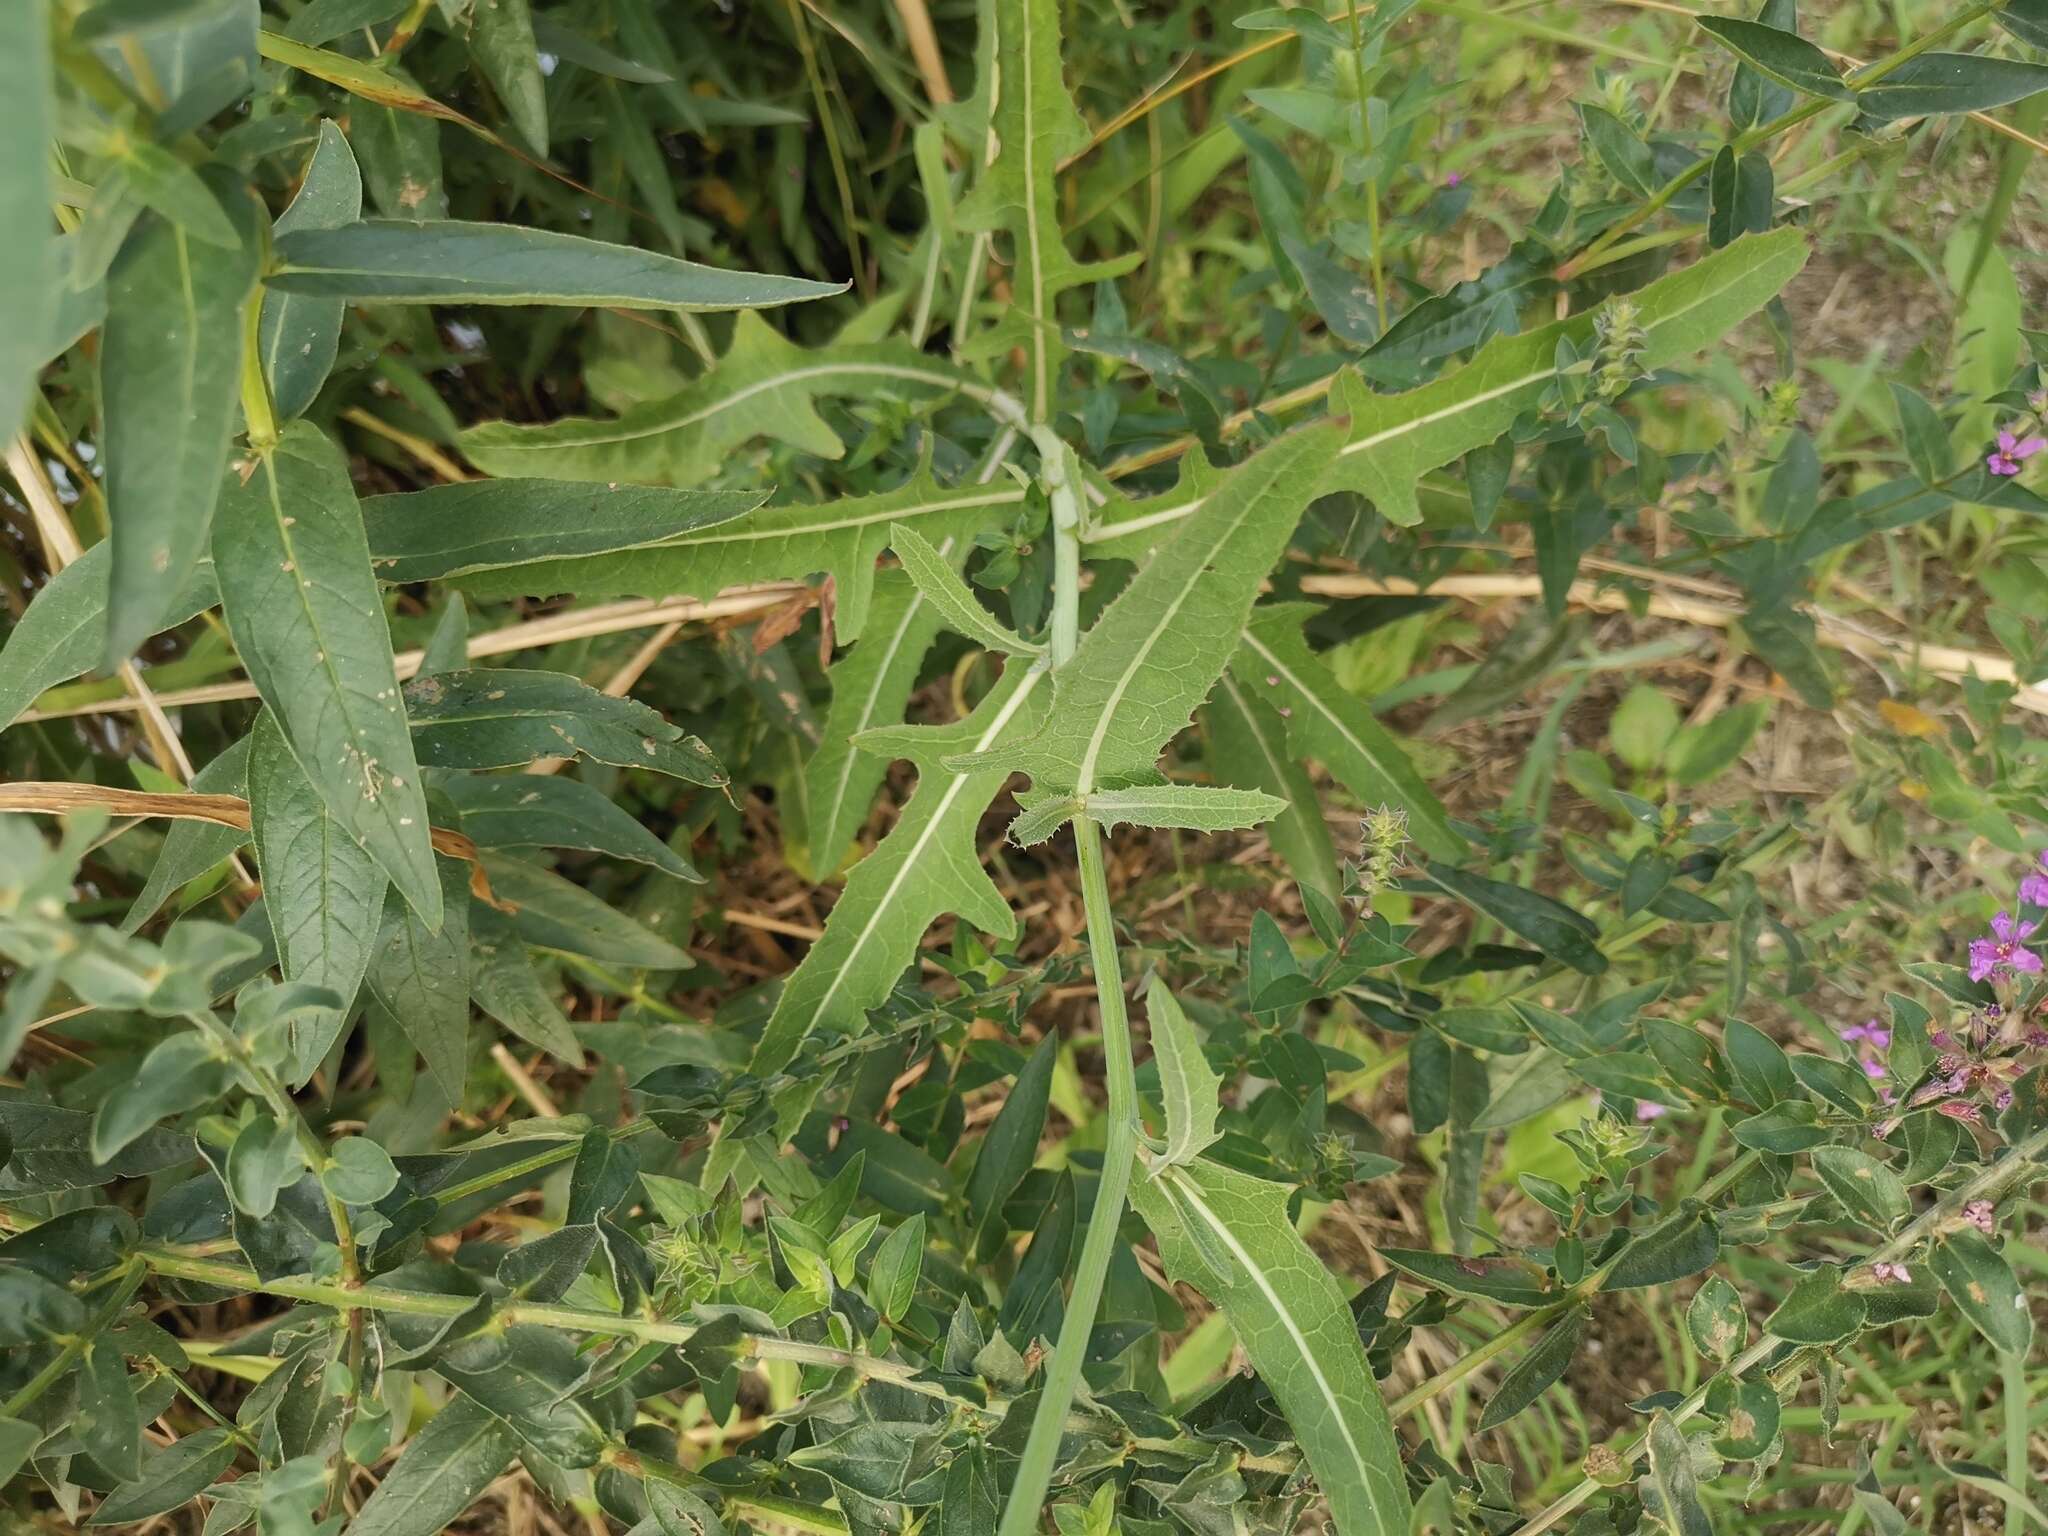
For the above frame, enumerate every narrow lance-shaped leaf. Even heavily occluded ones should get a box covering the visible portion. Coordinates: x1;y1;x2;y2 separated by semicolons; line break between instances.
1228;605;1463;861
749;658;1051;1081
964;1030;1057;1258
954;0;1140;420
1414;864;1608;976
1854;54;2048;120
460;313;1010;487
1477;1306;1586;1432
345;1394;522;1536
249;709;388;1084
2002;0;2048;48
956;428;1340;802
270;220;848;309
1203;671;1342;900
365;857;471;1103
1695;16;1852;101
806;567;946;875
0;0;51;438
349;57;448;218
469;903;585;1066
1144;977;1222;1170
1130;1157;1409;1536
260;120;361;421
86;1429;240;1527
102;191;261;665
1084;783;1286;837
122;735;251;933
211;420;441;926
1007;782;1286;847
361;481;764;581
0;545;218;733
889;522;1042;655
458;450;1028;644
469;0;547;152
1728;0;1799;127
1;480;761;728
1088;229;1809;536
402;669;725;785
439;773;698;882
482;855;692;969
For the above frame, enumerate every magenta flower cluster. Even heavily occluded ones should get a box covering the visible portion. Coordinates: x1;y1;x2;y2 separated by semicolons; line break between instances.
1969;910;2041;985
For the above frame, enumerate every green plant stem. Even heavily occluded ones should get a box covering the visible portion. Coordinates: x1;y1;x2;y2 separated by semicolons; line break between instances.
1033;425;1083;663
992;418;1144;1536
383;0;435;54
1959;93;2047;313
782;0;866;301
727;1492;852;1536
238;289;279;455
1;1260;145;1419
995;812;1140;1536
558;954;694;1021
1514;1124;2048;1536
187;1011;360;1284
1560;1;1996;280
139;1246;933;1378
2002;1344;2029;1536
126;1245;1302;1474
1388;1148;1761;1416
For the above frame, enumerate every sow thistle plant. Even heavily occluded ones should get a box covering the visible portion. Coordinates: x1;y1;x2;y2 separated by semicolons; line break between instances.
2;1;2048;1536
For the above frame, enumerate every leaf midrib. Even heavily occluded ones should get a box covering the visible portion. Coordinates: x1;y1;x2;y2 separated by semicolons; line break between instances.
476;361;1001;453
1163;1168;1394;1530
1088;245;1786;545
791;662;1046;1039
1075;452;1290;792
261;449;423;904
817;546;947;856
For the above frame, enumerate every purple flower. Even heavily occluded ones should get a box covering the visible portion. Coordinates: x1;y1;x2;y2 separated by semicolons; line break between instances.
1445;172;1464;188
1988;429;2047;477
2020;851;2048;909
1869;1261;1912;1284
1861;1057;1888;1080
1938;1099;1984;1123
1968;911;2042;983
1841;1019;1891;1049
1636;1100;1669;1122
1982;430;2048;479
1965;1201;1996;1234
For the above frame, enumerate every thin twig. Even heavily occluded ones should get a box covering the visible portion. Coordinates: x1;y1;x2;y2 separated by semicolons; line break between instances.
1296;572;2048;716
0;782;506;906
18;585;807;723
5;437;200;785
341;406;473;483
891;0;952;103
490;1044;562;1118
